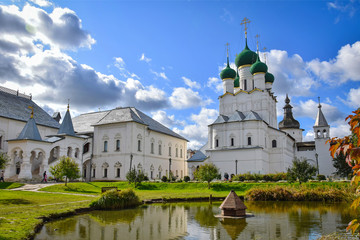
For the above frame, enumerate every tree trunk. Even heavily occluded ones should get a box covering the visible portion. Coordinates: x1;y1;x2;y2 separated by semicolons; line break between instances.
65;176;67;186
208;181;210;189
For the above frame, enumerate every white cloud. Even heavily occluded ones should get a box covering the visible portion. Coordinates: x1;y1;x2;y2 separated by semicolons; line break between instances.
139;53;151;63
150;69;168;80
29;0;52;7
207;77;223;93
135;86;168;109
347;87;360;108
182;76;200;89
307;41;360;84
151;110;185;128
169;87;212;109
114;57;125;69
173;108;218;149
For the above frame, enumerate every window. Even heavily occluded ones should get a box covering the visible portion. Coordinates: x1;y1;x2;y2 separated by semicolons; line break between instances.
103;168;108;178
116;168;120;178
116;140;120;151
176;170;178;177
159;171;162;178
151;142;154;154
103;141;108;152
272;140;277;148
248;137;251;145
176;148;178;157
150;171;153;179
83;142;90;154
83;168;86;178
231;138;234;146
323;129;327;138
169;147;171;156
159;144;162;155
216;139;219;147
92;168;96;178
138;140;141;152
244;79;247;91
180;149;183;158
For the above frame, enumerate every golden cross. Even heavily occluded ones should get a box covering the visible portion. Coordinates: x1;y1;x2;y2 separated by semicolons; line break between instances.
263;47;267;63
67;99;70;111
240;17;251;38
28;106;34;119
255;34;260;52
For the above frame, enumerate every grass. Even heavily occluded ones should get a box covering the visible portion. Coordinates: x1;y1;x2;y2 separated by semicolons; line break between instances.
0;190;95;240
40;181;353;200
0;182;24;189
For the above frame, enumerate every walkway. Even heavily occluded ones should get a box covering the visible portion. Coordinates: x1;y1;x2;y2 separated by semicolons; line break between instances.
10;183;97;197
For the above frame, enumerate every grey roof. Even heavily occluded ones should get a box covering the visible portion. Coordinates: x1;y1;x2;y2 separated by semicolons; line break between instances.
58;110;76;136
228;111;246;122
279;95;300;129
244;111;262;121
44;136;63;143
314;104;329;127
17;118;42;141
0;89;60;129
187;150;207;162
73;107;187;141
210;111;262;125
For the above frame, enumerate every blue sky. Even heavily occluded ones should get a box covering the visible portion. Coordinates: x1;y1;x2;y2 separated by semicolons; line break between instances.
0;0;359;149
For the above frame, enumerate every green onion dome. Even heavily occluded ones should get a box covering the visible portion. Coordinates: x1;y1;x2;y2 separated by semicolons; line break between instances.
250;54;268;75
235;40;257;68
220;61;236;80
234;70;239;87
265;72;275;83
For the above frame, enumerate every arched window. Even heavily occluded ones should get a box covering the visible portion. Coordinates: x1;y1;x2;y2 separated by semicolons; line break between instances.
272;140;277;148
231;138;234;146
83;142;90;154
215;139;219;148
103;141;108;152
116;168;120;178
116;140;120;151
176;148;178;157
159;144;162;155
317;130;321;138
168;146;171;156
180;149;183;158
103;168;108;178
244;79;247;91
138;140;141;152
248;137;252;146
151;142;154;154
323;129;327;138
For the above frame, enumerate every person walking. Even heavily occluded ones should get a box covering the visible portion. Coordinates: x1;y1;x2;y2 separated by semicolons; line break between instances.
0;171;4;182
41;171;47;183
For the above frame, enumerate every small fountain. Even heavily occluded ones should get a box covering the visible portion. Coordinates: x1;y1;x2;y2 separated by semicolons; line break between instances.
215;190;253;219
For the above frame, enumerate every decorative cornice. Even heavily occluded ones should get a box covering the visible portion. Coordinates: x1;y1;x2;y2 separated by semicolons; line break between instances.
253;72;266;76
222;78;235;81
238;64;252;69
219;92;234;98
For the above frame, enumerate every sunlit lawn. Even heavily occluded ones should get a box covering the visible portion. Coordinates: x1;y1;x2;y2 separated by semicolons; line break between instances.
0;190;94;240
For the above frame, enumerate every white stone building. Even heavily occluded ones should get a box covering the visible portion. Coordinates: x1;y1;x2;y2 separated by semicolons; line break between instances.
0;86;188;181
188;38;335;179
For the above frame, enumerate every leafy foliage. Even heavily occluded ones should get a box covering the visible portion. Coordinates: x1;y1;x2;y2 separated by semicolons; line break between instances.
89;188;140;210
333;152;353;178
0;152;10;170
161;176;168;182
183;176;190;182
328;109;360;235
49;156;80;186
317;175;326;181
194;163;219;189
126;168;146;187
287;158;317;184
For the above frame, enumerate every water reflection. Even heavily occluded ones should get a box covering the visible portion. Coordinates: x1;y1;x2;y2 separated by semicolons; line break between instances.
35;201;356;240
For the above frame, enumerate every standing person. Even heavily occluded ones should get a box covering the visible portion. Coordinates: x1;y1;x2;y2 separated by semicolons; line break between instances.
0;171;4;182
41;171;47;183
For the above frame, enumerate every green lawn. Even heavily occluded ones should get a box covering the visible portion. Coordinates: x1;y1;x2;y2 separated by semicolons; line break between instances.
40;181;352;200
0;190;94;240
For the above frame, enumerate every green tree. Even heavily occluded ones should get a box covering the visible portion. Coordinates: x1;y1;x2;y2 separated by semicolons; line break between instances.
0;152;10;170
287;157;317;184
126;168;145;187
49;156;80;186
333;152;353;178
194;163;219;189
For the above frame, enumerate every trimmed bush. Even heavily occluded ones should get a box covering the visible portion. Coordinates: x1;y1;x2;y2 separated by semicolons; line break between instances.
90;188;141;210
183;176;190;182
317;175;326;181
161;176;168;182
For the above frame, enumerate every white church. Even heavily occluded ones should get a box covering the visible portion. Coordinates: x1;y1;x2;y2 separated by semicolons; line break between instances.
188;29;335;179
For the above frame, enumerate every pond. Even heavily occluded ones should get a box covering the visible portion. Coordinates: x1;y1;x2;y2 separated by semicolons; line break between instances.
35;201;355;240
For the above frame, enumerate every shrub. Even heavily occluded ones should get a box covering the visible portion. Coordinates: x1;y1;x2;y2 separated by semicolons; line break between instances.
317;175;326;181
232;174;245;181
90;188;141;210
161;176;168;182
183;176;190;182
